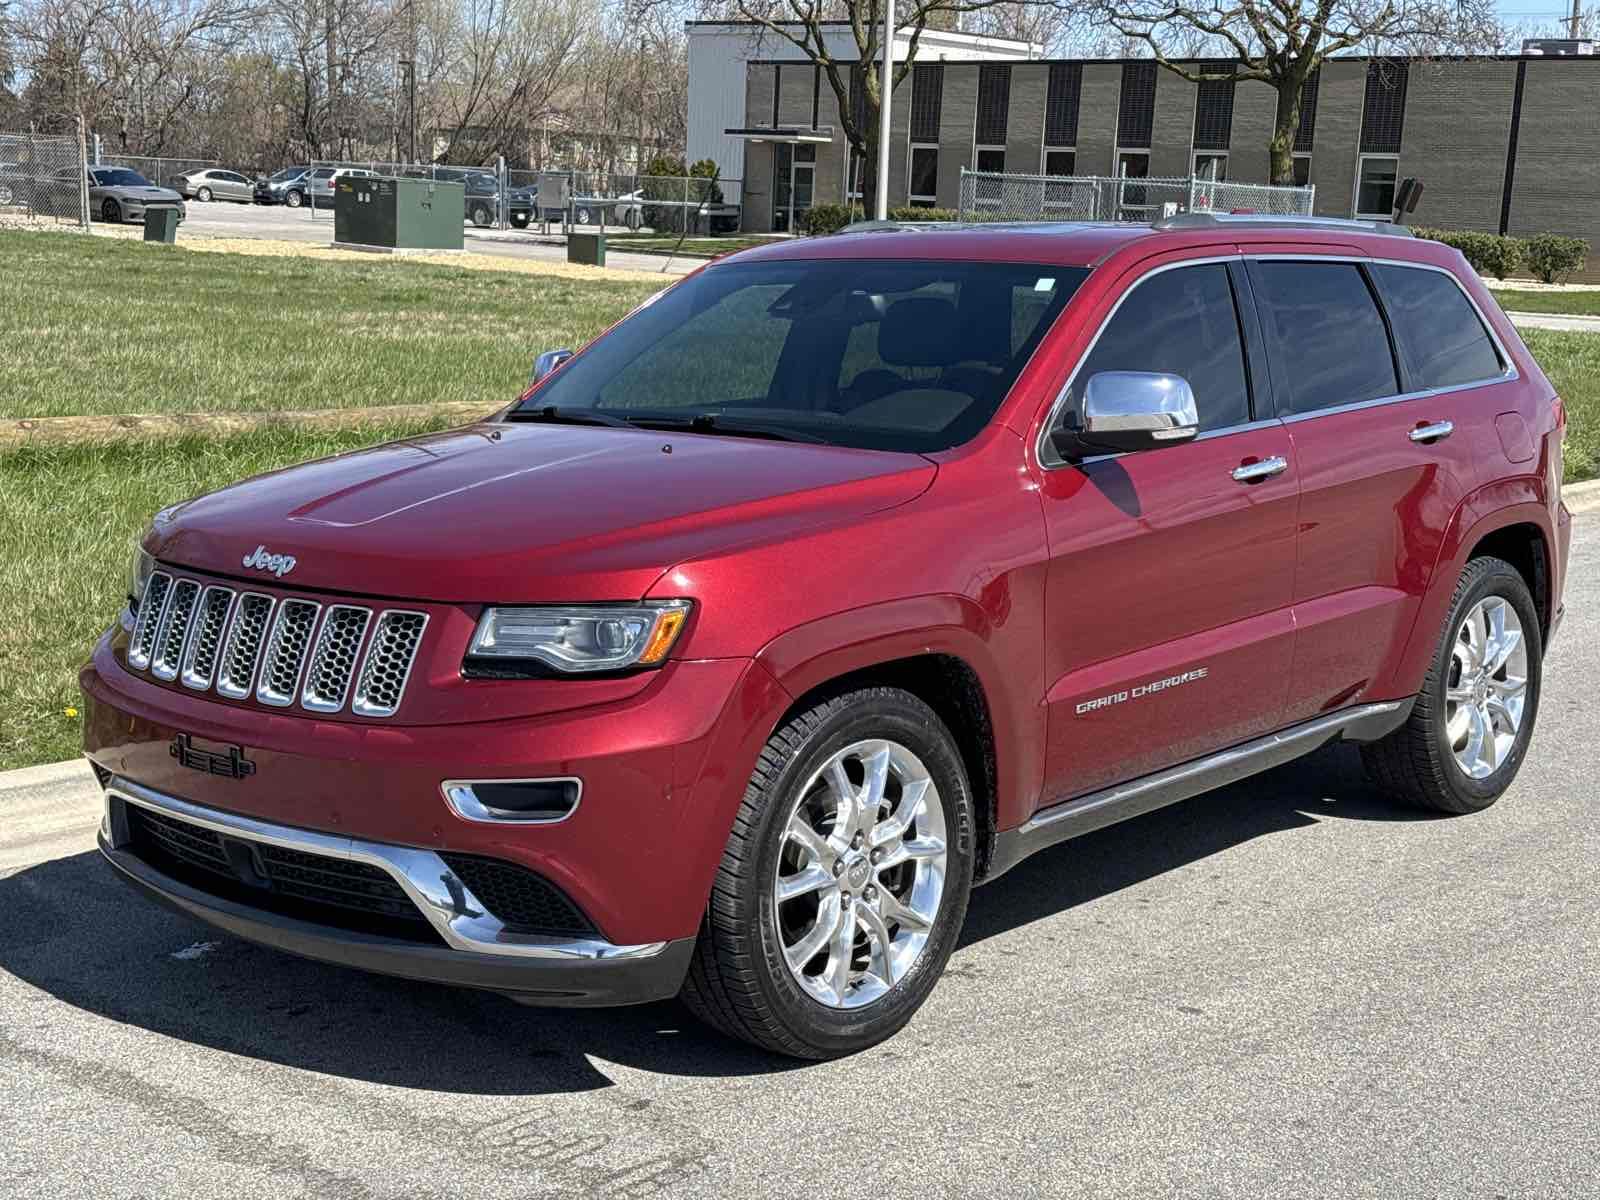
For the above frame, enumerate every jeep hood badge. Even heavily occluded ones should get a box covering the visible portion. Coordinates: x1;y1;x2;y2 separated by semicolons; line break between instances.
242;544;297;578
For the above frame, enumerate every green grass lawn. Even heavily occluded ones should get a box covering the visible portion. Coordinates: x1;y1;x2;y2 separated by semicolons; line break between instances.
0;232;660;419
1523;328;1599;483
0;421;454;771
1492;289;1600;317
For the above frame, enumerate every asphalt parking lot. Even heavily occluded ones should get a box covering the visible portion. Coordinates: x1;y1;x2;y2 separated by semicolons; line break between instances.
2;513;1595;1198
173;199;697;275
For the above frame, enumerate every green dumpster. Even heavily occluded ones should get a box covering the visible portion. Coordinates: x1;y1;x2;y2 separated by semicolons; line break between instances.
568;231;606;267
143;207;179;244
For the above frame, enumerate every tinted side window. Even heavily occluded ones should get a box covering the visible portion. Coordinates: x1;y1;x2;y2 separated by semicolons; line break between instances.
1373;264;1503;389
1072;263;1251;433
1251;261;1398;415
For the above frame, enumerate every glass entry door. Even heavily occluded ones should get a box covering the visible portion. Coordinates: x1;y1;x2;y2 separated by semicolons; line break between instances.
771;143;816;232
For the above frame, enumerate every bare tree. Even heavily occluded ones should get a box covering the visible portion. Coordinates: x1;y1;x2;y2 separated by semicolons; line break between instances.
1095;0;1500;184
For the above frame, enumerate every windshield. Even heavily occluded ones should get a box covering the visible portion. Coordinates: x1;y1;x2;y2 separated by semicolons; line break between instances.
269;168;304;182
93;169;151;187
515;259;1087;453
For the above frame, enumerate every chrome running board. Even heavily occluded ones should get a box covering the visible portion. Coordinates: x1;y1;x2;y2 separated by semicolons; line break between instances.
983;699;1413;882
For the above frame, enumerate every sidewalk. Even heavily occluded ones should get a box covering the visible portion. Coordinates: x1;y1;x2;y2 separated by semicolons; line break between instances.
1507;312;1600;334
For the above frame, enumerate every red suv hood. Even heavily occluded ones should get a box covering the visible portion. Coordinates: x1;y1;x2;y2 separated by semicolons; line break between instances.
147;423;936;602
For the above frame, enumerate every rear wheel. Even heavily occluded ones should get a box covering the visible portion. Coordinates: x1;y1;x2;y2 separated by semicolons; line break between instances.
681;687;975;1059
196;185;212;202
100;198;121;223
1363;556;1542;813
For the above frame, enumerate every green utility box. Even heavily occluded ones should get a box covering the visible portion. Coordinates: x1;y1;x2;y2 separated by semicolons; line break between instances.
334;176;464;250
143;207;179;243
568;231;606;267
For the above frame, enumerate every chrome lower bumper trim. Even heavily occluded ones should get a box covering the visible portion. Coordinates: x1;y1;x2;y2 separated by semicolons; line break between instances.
102;776;666;963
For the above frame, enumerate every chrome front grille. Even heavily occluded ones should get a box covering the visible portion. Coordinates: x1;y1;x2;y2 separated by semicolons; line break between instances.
216;593;274;700
150;579;200;681
352;611;428;718
180;586;235;690
302;605;372;713
127;569;425;719
256;599;321;707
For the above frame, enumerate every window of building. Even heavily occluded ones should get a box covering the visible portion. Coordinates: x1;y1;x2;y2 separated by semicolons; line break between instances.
1292;154;1311;187
911;63;944;144
1063;263;1252;440
1118;62;1158;149
1295;71;1319;153
1193;152;1227;181
1360;61;1408;154
1249;261;1399;415
1355;155;1399;218
1372;265;1504;389
1044;150;1076;176
1115;150;1151;217
977;64;1012;146
1192;63;1235;152
909;145;939;206
976;147;1005;174
1045;63;1082;148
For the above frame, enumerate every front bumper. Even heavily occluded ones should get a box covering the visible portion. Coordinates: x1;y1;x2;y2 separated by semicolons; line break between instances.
97;775;693;1005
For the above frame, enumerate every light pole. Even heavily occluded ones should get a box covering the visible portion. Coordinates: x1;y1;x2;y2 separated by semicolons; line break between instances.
398;59;417;163
874;0;895;220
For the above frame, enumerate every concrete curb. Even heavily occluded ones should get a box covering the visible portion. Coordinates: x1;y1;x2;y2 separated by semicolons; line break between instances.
1506;311;1600;333
1;482;1595;788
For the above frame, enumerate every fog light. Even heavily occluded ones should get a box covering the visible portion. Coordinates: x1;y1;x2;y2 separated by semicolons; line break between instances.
442;778;581;823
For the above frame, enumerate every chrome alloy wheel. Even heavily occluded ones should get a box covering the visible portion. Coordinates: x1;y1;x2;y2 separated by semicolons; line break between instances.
772;739;948;1010
1446;595;1529;779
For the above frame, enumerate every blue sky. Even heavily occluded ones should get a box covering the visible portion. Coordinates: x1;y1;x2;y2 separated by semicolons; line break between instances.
1496;0;1589;27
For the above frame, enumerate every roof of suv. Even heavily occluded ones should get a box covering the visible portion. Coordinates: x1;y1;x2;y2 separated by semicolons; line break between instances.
729;216;1432;270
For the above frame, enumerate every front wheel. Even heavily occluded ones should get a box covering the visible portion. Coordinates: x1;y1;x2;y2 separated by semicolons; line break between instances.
100;198;121;223
509;211;530;229
284;188;303;208
469;202;492;227
681;687;975;1059
1363;556;1542;813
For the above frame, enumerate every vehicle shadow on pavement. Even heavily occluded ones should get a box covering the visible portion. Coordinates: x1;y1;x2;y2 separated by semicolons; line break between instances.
958;742;1438;949
0;745;1430;1092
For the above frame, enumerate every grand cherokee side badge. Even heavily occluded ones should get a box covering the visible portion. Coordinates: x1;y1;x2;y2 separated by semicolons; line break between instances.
170;733;256;780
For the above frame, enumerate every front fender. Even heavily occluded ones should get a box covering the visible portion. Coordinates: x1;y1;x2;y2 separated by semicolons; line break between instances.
751;593;1046;835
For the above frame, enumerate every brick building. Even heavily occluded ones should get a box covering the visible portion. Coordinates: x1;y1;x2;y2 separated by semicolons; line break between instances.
715;47;1599;249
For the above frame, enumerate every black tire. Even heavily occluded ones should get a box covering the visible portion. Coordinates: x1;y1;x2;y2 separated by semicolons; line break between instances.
101;198;121;223
680;687;975;1059
509;211;530;229
196;186;212;202
1362;556;1543;814
470;202;492;227
284;189;303;209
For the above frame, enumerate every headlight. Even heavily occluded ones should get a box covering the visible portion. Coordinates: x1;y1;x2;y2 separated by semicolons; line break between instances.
128;543;155;609
467;601;691;674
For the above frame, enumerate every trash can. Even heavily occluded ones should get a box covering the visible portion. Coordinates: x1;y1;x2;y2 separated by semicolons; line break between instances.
567;231;606;267
143;208;180;244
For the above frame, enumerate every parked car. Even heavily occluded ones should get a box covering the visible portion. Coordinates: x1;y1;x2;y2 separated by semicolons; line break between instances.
84;215;1570;1060
171;168;255;203
297;166;377;206
574;188;644;230
255;166;310;206
423;167;537;228
72;167;186;224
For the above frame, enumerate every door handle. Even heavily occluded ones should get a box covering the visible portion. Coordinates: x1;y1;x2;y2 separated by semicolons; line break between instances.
1231;455;1289;484
1408;420;1454;444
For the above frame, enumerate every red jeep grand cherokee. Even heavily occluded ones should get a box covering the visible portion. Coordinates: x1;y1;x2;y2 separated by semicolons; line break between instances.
82;215;1571;1058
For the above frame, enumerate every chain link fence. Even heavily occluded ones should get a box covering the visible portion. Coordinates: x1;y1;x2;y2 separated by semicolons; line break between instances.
958;168;1315;223
0;131;89;228
97;154;222;188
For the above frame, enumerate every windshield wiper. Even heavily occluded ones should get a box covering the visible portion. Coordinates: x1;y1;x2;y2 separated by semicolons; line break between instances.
502;405;633;430
626;413;828;444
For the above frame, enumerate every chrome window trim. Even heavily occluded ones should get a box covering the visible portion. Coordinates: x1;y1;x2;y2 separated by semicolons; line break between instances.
102;776;663;961
1036;251;1518;471
1036;254;1247;470
442;777;584;825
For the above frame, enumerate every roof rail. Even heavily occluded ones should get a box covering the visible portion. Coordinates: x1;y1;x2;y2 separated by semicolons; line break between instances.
1152;213;1416;237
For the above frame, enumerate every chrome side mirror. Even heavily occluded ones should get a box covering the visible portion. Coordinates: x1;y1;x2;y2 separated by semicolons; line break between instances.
1053;371;1200;458
529;348;574;384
